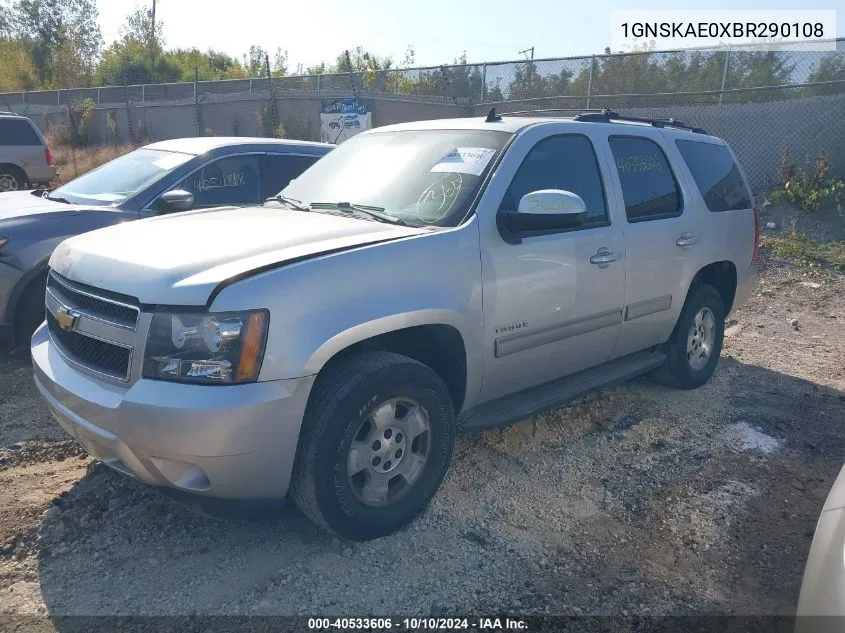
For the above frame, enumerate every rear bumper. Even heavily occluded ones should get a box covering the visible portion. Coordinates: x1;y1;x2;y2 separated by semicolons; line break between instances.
31;322;315;500
730;265;759;316
27;164;57;186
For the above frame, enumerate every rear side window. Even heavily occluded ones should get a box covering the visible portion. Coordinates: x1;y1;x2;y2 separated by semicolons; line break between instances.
0;119;42;146
265;153;320;197
609;136;681;222
676;140;752;212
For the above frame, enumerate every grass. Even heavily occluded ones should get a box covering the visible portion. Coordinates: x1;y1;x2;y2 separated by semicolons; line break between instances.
761;232;845;271
47;141;136;186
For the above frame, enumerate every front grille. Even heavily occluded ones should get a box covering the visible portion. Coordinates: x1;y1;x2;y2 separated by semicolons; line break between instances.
47;273;139;329
47;312;131;379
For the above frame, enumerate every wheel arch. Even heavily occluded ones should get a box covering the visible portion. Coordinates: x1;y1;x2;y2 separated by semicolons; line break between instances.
5;259;49;326
687;260;737;315
306;314;469;414
0;162;29;186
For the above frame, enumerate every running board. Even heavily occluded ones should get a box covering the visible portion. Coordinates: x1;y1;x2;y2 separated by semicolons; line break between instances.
457;348;666;432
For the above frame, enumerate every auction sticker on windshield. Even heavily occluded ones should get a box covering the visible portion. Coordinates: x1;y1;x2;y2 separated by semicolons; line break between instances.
431;147;496;176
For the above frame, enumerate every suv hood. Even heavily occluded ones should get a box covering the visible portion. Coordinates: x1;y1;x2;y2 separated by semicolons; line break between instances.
0;190;83;220
50;205;428;305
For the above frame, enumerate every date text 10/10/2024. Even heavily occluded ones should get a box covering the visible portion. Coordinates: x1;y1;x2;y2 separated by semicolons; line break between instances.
308;617;529;630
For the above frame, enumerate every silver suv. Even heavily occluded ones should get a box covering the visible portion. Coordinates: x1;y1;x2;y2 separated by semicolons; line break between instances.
0;112;57;191
31;110;760;540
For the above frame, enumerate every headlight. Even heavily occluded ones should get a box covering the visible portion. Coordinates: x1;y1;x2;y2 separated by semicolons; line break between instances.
143;310;268;384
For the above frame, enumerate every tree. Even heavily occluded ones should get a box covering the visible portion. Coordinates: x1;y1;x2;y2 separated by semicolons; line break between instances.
119;5;164;58
805;52;845;96
0;39;39;90
243;45;269;78
0;0;13;38
11;0;102;87
162;48;246;82
93;6;174;86
272;47;288;77
723;50;795;102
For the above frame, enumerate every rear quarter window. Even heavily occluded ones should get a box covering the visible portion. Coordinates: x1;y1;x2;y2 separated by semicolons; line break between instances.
0;119;42;146
608;135;682;222
675;139;752;212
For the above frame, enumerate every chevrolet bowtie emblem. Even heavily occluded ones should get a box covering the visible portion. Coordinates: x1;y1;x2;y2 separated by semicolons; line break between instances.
53;305;80;331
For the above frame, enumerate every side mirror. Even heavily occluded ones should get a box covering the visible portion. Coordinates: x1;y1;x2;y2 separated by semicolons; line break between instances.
157;189;194;213
499;190;587;242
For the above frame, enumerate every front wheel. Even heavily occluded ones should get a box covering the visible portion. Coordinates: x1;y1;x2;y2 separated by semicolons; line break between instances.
290;352;456;540
653;284;725;389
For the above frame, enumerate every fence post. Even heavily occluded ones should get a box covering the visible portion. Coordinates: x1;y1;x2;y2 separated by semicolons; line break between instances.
123;81;136;145
316;74;321;91
719;49;730;105
249;78;253;94
57;90;61;106
96;87;101;105
345;50;355;93
194;66;203;136
586;55;596;109
480;63;487;102
65;100;78;178
141;84;145;103
265;54;278;136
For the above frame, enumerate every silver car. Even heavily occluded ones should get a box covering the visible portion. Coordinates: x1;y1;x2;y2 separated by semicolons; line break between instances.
0;137;332;349
0;112;57;191
31;111;759;540
796;464;845;631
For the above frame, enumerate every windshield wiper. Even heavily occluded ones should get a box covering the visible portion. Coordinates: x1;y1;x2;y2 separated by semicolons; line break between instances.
45;194;71;204
264;194;308;211
309;201;408;226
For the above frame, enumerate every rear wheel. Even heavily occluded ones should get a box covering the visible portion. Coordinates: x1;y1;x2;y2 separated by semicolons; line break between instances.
0;167;27;192
653;284;725;389
290;351;456;540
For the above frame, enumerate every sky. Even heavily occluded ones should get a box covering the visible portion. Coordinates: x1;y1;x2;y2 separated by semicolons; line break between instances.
96;0;844;70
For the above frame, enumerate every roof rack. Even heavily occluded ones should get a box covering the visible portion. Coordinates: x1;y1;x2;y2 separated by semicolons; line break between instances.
573;109;708;134
493;107;708;135
500;108;607;117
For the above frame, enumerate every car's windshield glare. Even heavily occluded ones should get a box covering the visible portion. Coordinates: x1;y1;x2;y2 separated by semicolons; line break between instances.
281;129;512;227
51;148;193;206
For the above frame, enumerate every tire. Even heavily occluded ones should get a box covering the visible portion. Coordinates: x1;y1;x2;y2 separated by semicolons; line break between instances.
290;351;456;541
652;283;725;390
14;273;47;348
0;166;28;193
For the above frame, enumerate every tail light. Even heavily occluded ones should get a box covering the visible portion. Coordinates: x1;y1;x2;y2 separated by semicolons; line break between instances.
45;146;54;166
751;207;761;265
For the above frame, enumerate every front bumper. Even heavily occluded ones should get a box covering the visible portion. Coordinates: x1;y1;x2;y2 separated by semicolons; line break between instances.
797;506;845;622
730;264;759;316
31;323;315;500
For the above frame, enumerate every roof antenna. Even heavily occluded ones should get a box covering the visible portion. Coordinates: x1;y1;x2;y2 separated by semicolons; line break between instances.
485;107;501;123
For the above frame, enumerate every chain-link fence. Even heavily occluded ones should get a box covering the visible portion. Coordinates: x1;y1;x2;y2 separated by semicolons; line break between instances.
3;38;844;192
2;38;842;106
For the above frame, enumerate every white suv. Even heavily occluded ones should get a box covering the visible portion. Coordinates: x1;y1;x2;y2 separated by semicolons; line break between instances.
31;110;759;540
0;112;57;191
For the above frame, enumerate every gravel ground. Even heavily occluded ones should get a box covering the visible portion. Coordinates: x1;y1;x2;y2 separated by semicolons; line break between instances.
0;260;843;623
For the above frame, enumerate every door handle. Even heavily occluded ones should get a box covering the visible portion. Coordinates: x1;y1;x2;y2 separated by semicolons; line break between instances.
676;233;700;247
590;249;621;265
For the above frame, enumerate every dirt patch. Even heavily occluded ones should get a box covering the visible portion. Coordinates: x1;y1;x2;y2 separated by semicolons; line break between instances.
0;262;843;621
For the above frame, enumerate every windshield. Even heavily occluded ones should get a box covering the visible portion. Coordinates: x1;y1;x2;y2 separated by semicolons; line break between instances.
51;148;193;206
281;129;512;227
